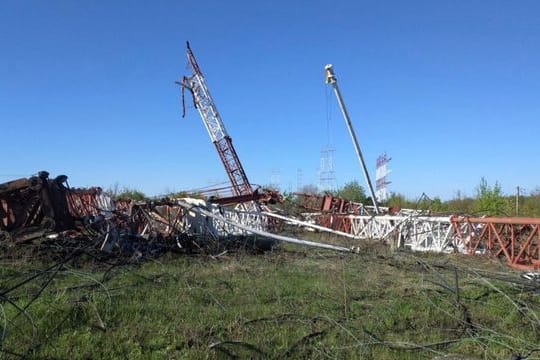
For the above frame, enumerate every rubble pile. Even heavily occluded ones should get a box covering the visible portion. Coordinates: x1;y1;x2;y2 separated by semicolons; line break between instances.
0;172;236;260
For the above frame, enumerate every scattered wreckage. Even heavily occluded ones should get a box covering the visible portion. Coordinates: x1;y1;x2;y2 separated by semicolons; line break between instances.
295;192;540;270
2;173;540;270
0;172;349;259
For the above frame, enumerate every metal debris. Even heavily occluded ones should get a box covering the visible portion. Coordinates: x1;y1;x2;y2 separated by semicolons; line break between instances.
0;172;348;260
3;173;540;271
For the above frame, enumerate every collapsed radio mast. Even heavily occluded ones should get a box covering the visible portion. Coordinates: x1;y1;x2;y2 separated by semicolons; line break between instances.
178;42;255;201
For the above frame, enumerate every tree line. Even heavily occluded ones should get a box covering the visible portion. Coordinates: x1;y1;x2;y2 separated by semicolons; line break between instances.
106;178;540;217
299;178;540;217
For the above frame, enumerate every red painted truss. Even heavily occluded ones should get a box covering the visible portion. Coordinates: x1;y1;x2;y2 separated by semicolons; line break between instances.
451;216;540;270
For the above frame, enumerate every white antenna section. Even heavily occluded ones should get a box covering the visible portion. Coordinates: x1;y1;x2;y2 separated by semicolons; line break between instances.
319;146;337;192
375;153;391;202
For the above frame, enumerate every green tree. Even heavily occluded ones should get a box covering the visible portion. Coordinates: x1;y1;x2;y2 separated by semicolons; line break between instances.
430;196;447;212
445;190;475;214
386;192;414;209
473;177;508;216
117;187;147;201
336;181;367;203
520;187;540;217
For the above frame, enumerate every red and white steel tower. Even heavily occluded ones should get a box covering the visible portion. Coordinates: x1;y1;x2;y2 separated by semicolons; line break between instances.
178;42;254;200
375;153;391;202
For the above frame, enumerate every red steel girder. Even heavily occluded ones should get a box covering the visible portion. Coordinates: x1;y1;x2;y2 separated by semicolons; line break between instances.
213;136;253;197
451;216;540;270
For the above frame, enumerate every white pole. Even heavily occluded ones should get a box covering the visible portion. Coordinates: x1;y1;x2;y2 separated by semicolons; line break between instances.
176;201;351;252
262;211;360;239
325;64;380;214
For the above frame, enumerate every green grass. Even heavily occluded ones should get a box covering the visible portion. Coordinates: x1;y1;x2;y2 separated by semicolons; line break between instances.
1;241;539;359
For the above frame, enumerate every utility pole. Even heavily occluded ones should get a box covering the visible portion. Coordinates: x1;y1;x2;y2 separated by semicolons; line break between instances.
324;64;380;214
516;186;520;216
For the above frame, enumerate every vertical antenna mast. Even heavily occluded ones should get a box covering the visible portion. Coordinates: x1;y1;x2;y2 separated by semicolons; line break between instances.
324;64;380;214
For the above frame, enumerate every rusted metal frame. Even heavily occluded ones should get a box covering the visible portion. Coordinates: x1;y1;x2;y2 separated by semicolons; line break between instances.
534;225;540;265
295;193;324;212
22;196;42;227
319;214;329;229
147;203;191;237
0;199;14;230
451;214;540;267
1;177;48;232
526;225;539;266
451;216;540;270
166;206;186;236
148;208;170;229
328;215;340;231
488;222;512;263
142;206;162;235
209;193;257;205
133;204;171;236
76;193;95;216
214;137;253;197
150;206;173;236
66;191;95;218
450;220;467;250
0;199;10;228
465;221;488;258
492;224;514;261
149;205;186;237
509;224;515;261
210;189;282;206
513;225;539;266
37;175;55;224
336;198;345;213
321;195;332;212
147;210;169;235
316;214;353;234
516;225;536;266
343;216;352;234
43;174;75;231
0;174;70;238
126;205;147;234
509;228;540;270
161;205;174;235
517;224;536;264
0;177;33;195
466;220;488;255
322;215;335;231
318;215;333;230
296;192;400;216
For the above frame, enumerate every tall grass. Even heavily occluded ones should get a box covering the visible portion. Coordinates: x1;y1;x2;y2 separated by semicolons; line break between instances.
1;244;539;359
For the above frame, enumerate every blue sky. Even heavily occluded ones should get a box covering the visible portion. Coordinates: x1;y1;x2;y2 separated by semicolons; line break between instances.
1;1;539;200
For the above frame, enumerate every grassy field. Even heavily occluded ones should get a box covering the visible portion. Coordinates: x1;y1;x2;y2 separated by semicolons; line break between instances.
1;235;540;359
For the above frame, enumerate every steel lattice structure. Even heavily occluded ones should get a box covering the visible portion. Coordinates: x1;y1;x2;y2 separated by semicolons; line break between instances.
451;216;540;270
180;42;253;198
304;211;540;270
